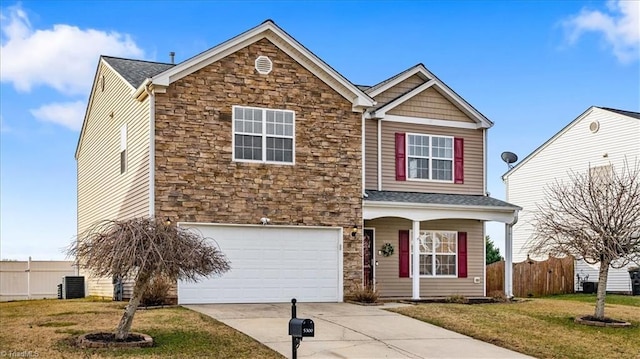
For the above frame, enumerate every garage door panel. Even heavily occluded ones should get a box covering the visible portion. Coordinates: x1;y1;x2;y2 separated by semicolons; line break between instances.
178;224;342;304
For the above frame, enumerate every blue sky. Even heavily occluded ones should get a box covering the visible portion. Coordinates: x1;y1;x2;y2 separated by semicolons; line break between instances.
1;1;638;260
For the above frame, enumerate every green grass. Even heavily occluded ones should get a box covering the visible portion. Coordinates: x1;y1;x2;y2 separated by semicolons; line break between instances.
390;294;640;359
547;293;640;307
0;298;284;358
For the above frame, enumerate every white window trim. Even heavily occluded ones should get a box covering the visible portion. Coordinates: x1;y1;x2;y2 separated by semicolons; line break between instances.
406;132;454;183
409;230;458;278
232;105;295;165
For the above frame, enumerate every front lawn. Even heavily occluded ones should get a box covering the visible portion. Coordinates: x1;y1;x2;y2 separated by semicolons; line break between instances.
0;298;284;358
389;294;640;359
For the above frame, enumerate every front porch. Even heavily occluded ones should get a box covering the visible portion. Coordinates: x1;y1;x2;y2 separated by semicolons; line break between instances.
362;190;521;299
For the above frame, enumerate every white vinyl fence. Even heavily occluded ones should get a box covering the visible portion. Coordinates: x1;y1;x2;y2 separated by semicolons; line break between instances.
0;257;77;301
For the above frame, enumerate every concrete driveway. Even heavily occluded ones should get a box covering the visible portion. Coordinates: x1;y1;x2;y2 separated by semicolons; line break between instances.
185;302;533;359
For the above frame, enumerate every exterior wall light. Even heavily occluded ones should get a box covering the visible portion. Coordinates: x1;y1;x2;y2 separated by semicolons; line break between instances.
165;217;172;226
351;225;358;237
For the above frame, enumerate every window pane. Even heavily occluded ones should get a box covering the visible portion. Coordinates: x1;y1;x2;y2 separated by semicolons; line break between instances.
436;255;456;275
419;255;433;275
285;112;293;123
235;120;243;133
235;134;262;160
432;137;453;158
432;160;452;180
408;158;429;179
266;137;293;163
437;233;457;253
408;135;429;157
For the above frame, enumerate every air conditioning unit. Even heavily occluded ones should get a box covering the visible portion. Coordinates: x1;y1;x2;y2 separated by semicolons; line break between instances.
62;276;85;299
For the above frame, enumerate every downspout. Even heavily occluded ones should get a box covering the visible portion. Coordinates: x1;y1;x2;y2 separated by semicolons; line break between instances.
377;118;382;191
361;112;366;197
144;82;155;218
483;128;487;195
504;210;519;298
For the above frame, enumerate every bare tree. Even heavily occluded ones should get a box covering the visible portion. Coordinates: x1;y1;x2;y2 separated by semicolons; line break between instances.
528;161;640;320
68;218;230;340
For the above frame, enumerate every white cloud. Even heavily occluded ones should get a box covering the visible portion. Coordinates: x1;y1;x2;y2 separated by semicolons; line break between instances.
0;4;145;95
563;0;640;63
30;101;86;131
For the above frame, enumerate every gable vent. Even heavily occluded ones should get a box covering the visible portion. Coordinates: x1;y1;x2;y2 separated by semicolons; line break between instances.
255;55;273;75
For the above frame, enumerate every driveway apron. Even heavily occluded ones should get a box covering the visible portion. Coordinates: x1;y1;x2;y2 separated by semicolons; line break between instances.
185;302;533;359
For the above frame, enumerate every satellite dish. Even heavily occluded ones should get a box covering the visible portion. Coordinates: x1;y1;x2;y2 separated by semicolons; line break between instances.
501;151;518;169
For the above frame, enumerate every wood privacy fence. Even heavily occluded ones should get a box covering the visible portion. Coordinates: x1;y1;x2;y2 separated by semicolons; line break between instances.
0;258;76;301
487;256;575;297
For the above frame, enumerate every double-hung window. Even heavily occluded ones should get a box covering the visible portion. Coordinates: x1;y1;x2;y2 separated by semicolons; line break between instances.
407;134;453;181
233;106;294;164
411;231;457;277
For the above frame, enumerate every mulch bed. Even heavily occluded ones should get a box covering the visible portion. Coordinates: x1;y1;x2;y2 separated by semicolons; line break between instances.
575;315;632;328
77;332;154;348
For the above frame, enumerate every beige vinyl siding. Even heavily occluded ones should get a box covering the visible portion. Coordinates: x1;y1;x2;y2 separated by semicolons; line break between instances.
374;74;425;105
365;119;378;190
380;121;484;194
388;87;475;123
367;217;484;297
77;61;151;296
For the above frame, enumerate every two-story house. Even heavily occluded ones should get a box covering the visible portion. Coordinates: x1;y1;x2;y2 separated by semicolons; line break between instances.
503;106;640;293
76;20;520;304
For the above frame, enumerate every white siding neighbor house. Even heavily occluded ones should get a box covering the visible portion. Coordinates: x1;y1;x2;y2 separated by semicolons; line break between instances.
503;106;640;293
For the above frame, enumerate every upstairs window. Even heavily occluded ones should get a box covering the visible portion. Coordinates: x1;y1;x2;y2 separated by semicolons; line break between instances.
120;124;127;174
232;106;295;164
407;134;453;181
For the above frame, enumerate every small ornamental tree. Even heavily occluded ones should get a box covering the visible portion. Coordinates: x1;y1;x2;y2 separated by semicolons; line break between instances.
528;161;640;320
68;217;231;340
486;235;503;265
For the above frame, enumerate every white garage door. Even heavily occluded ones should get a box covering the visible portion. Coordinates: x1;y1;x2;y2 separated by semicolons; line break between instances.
178;224;343;304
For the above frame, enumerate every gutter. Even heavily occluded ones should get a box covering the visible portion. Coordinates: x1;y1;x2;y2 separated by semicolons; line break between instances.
363;200;521;212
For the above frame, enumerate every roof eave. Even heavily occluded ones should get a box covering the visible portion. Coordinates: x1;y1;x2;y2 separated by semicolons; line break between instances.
363;199;521;212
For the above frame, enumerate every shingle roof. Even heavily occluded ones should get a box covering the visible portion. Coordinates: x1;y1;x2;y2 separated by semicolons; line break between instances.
599;107;640;120
364;190;521;209
365;64;423;95
102;56;175;88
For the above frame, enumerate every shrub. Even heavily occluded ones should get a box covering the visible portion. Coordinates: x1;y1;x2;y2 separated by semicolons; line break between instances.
350;285;380;303
446;294;469;304
489;290;508;302
141;276;172;307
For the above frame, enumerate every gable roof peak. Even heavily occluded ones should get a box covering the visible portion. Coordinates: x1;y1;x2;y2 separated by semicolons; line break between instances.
147;19;373;110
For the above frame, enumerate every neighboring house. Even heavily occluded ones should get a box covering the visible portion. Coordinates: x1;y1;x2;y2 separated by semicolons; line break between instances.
503;106;640;293
76;20;520;304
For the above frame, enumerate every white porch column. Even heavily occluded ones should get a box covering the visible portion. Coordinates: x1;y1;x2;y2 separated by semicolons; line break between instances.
504;224;513;298
412;220;421;300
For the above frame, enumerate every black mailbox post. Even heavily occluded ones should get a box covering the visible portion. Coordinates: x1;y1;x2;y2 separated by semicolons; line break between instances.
289;298;314;359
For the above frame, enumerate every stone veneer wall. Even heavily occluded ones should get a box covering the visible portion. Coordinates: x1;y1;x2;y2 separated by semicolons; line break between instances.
153;38;363;294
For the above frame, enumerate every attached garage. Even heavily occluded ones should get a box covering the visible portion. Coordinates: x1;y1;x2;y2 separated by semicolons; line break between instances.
177;223;343;304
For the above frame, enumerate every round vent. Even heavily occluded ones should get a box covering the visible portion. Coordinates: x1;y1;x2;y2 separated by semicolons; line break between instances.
589;121;600;133
255;55;272;75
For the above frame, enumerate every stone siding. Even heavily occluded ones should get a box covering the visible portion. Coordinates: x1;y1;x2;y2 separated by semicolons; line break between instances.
154;38;363;294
